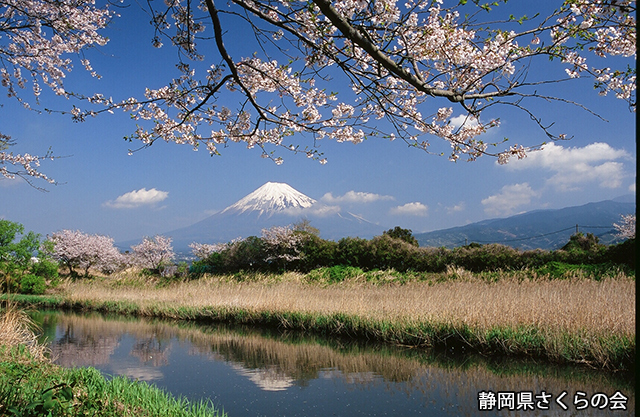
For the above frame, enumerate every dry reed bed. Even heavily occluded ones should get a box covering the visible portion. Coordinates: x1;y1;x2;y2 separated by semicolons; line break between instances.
0;303;48;362
61;273;635;337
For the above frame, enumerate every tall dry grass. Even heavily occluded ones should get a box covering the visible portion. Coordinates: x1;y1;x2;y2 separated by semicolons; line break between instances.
0;302;48;362
60;271;635;337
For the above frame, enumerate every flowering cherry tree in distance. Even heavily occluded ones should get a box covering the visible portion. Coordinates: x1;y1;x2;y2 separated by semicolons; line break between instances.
261;225;305;264
189;241;229;259
613;214;636;240
131;235;176;270
47;230;125;276
1;0;635;184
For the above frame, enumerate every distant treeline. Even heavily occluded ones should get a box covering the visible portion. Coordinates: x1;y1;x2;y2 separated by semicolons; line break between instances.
192;226;635;275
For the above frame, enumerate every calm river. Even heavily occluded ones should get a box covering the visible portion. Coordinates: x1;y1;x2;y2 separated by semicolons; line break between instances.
33;310;634;417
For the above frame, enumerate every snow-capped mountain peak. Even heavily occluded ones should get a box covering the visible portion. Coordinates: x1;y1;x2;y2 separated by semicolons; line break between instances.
221;182;317;216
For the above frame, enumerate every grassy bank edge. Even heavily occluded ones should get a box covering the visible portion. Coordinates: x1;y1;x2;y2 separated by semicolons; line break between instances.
3;293;634;372
0;304;226;417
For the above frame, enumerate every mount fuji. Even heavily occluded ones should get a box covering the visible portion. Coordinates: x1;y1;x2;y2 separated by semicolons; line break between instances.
156;182;384;253
220;182;316;216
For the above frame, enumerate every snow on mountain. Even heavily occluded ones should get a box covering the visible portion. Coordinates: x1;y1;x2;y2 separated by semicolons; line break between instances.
140;182;384;253
221;182;317;216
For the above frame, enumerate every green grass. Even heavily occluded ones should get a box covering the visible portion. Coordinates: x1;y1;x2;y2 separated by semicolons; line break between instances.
0;345;224;417
534;261;634;280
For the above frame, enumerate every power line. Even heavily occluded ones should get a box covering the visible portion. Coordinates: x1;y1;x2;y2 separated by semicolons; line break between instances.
474;226;577;244
431;224;616;248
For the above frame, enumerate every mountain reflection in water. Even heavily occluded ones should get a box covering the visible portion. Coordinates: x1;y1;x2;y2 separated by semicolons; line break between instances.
34;310;634;417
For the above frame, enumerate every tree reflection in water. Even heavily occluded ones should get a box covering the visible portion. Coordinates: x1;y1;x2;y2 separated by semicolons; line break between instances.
35;311;635;417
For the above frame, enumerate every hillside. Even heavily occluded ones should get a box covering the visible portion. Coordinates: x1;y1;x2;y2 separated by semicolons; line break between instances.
414;197;635;250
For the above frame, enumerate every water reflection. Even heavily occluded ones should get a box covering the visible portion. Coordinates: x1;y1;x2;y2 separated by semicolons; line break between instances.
34;311;634;417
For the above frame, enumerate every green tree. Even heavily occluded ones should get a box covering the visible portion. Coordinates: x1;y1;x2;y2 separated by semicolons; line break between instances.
382;227;419;247
0;220;41;292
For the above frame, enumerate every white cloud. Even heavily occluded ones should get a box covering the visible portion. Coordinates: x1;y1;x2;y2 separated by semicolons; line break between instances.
481;183;540;217
104;188;169;209
450;114;479;129
284;204;341;218
506;142;630;191
446;202;465;214
321;191;394;204
0;177;20;188
390;202;428;216
629;183;635;193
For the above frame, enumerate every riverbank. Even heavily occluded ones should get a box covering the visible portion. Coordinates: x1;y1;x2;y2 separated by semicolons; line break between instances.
0;303;226;417
3;268;635;371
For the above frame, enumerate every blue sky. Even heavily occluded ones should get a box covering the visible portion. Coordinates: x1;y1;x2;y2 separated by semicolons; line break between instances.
0;0;636;243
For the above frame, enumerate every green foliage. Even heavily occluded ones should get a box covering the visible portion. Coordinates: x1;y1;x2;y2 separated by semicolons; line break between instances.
1;220;40;283
223;236;268;272
382;226;419;247
296;233;338;271
7;383;74;417
451;243;522;272
602;238;635;268
0;220;59;293
369;234;418;271
30;259;59;282
307;265;365;283
337;237;371;268
192;252;224;275
177;261;190;277
561;232;604;252
185;231;633;278
0;347;224;417
535;261;632;280
19;275;46;295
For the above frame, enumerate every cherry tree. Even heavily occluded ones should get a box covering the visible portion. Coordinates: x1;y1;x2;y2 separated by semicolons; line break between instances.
131;235;175;270
261;225;304;265
189;241;229;259
613;213;635;240
1;0;635;184
47;229;125;276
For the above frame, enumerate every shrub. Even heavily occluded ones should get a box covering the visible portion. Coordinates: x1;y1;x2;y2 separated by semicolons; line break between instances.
31;259;59;281
382;226;419;247
603;238;635;268
0;220;40;285
535;261;629;280
307;265;365;283
19;274;46;295
189;263;217;276
368;234;418;271
222;236;268;272
411;246;449;272
193;252;224;275
556;232;607;264
519;249;554;269
296;233;338;272
450;243;521;272
337;237;371;269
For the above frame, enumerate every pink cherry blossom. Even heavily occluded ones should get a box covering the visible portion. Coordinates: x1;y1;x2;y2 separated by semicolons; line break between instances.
1;0;635;184
614;214;636;240
47;229;125;276
131;235;175;270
